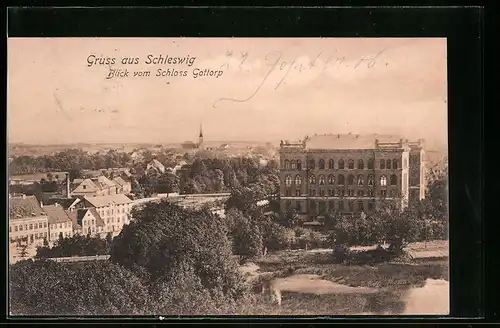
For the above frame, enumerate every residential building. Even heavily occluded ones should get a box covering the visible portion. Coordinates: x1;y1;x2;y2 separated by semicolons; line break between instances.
113;176;132;194
131;150;145;163
146;159;166;174
9;195;49;246
65;209;83;235
75;208;106;237
69;176;119;197
43;204;74;243
77;194;134;236
279;134;426;221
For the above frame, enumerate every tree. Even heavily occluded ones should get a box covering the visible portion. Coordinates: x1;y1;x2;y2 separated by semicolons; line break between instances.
282;208;300;228
9;260;152;315
232;214;264;261
156;172;180;194
109;202;248;303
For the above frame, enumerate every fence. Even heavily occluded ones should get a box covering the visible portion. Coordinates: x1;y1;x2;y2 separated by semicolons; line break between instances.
46;255;110;263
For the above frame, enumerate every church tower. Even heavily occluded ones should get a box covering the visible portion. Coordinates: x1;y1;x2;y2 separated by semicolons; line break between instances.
198;123;204;149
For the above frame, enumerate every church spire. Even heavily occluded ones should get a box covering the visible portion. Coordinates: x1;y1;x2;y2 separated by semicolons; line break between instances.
198;123;204;149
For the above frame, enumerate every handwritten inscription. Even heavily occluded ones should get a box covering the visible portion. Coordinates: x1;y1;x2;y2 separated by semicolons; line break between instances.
212;49;388;108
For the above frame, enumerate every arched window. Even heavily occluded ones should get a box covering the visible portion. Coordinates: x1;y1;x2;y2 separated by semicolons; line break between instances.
348;159;355;169
308;159;315;170
328;174;335;184
338;159;345;169
338;174;345;185
380;175;387;186
347;174;354;185
319;175;325;185
284;160;290;169
294;175;302;185
386;159;392;169
368;175;374;186
357;175;364;186
309;175;316;184
285;175;292;186
390;174;397;186
328;159;334;169
392;159;398;169
291;161;297;169
297;160;302;170
368;158;374;169
380;159;386;169
318;159;325;170
358;159;364;169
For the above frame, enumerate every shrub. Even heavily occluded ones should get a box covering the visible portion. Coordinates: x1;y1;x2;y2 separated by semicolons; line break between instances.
9;260;152;316
110;202;248;304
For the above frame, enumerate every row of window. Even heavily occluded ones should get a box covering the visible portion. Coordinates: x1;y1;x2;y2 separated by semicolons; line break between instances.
284;188;396;198
10;221;47;233
11;232;48;242
98;207;130;217
285;174;398;187
106;216;128;224
51;232;71;240
285;199;376;213
51;223;71;230
284;158;405;170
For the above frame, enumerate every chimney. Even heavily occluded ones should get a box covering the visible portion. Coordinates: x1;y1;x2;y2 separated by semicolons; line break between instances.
40;201;43;208
66;173;71;199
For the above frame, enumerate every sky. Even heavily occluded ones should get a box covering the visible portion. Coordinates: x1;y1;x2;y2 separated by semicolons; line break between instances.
8;38;448;149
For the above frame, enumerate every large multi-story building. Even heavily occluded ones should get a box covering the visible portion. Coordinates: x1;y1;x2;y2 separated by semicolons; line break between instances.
279;134;426;221
76;194;134;236
9;195;49;246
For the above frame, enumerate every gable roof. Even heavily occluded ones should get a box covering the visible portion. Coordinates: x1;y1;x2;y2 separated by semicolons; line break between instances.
97;175;117;188
113;176;128;187
43;205;72;224
76;208;105;227
9;195;46;218
44;197;81;210
148;159;165;168
83;194;133;208
65;210;82;229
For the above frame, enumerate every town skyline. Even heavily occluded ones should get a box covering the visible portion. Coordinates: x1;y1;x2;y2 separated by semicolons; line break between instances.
8;38;447;149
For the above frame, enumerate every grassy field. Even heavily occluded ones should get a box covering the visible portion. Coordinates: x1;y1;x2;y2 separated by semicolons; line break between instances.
240;242;449;315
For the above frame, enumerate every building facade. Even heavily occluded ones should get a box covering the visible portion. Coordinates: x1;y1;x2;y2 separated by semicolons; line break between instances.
77;194;134;236
9;195;49;246
279;134;426;221
43;204;74;242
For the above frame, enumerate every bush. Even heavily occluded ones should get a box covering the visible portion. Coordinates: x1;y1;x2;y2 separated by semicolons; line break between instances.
265;223;295;251
110;202;248;304
9;260;152;316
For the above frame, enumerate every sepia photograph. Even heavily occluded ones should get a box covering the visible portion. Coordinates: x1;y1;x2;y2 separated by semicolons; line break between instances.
8;37;449;316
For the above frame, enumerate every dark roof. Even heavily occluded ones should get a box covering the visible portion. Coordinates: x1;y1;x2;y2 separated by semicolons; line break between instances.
9;195;46;219
76;208;105;227
44;197;81;210
43;205;72;224
65;210;82;229
89;208;105;227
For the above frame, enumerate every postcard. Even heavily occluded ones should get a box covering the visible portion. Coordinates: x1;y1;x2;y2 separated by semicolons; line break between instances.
8;37;449;316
